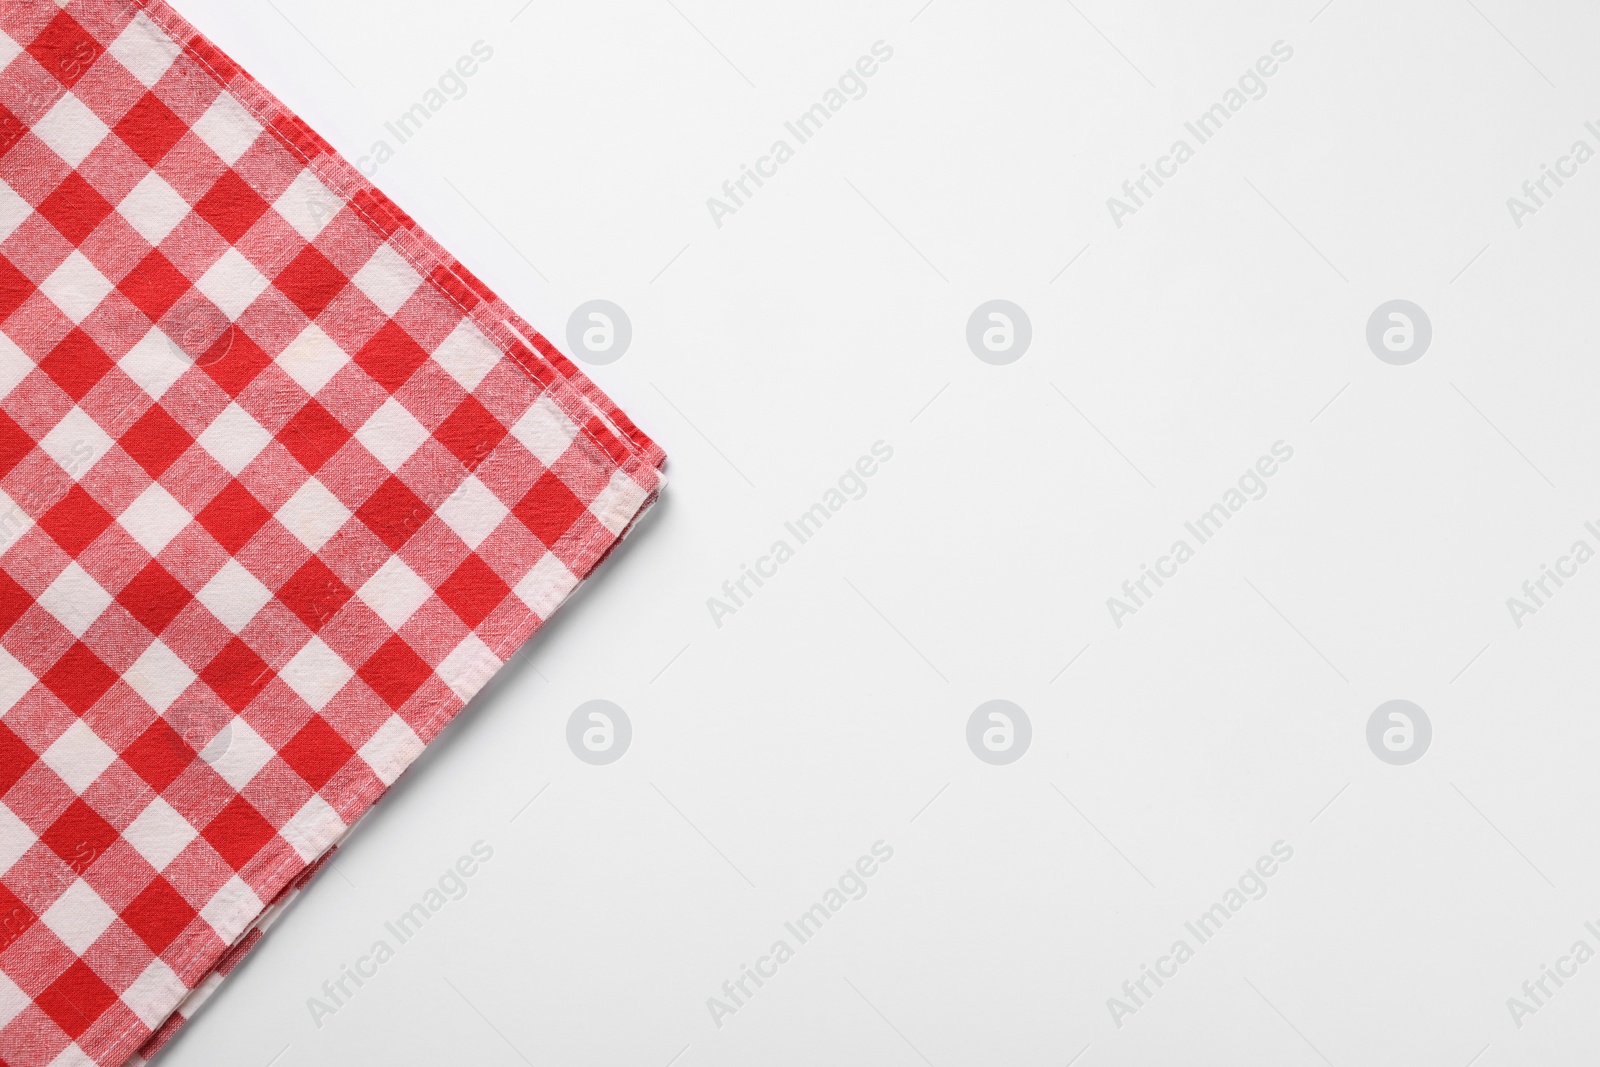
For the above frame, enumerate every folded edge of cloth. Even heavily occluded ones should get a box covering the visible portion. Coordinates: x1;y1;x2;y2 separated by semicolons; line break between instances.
0;2;665;1063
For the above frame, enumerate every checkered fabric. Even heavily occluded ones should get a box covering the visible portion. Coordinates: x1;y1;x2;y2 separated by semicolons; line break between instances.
0;2;666;1063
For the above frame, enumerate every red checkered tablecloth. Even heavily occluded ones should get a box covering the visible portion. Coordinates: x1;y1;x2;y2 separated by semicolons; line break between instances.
0;2;666;1063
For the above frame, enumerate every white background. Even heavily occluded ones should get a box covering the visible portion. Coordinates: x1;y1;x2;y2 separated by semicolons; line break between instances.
159;1;1600;1064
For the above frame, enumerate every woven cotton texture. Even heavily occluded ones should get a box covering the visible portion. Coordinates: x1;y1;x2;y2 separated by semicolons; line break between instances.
0;2;666;1063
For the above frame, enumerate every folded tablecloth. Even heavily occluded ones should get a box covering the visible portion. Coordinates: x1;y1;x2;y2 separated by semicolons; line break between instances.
0;2;666;1063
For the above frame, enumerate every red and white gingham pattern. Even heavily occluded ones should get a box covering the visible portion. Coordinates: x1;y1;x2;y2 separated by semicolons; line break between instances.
0;2;665;1063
